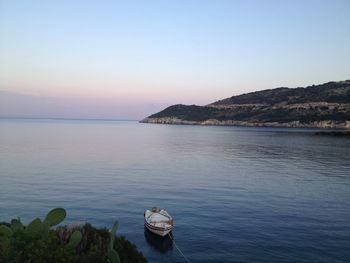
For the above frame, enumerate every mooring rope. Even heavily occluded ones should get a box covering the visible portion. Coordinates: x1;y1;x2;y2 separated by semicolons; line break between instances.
168;233;192;263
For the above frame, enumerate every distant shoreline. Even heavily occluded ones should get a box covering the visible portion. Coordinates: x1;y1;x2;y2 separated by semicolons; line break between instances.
141;117;350;130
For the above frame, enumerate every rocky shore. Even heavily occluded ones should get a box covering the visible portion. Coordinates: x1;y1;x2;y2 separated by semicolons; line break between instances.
141;117;350;129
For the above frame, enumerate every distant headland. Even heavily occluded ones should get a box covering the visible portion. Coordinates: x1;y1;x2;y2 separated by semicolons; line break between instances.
141;80;350;129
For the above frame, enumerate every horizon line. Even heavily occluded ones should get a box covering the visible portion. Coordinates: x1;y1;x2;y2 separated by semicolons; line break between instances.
0;116;140;122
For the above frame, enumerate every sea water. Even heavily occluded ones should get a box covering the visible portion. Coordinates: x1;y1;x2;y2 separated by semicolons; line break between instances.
1;119;349;262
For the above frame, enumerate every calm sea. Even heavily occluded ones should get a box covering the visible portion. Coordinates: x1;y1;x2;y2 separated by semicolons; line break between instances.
1;119;350;263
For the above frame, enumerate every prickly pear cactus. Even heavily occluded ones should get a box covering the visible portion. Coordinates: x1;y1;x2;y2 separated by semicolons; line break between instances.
66;230;82;249
0;225;13;237
108;221;121;263
11;218;24;233
43;208;66;227
109;221;119;248
25;218;46;238
108;248;121;263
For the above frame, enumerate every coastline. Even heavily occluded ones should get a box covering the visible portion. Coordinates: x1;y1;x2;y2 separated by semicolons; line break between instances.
141;117;350;129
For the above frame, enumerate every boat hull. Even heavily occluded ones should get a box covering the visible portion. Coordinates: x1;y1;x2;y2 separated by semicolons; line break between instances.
144;219;172;237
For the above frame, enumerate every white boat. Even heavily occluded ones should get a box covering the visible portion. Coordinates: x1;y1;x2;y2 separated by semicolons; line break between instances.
144;207;173;237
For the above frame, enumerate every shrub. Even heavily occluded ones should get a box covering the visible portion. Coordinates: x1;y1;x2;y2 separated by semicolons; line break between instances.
0;208;147;263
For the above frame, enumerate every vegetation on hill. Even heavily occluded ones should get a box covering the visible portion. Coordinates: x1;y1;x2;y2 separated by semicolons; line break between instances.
212;80;350;105
143;80;350;128
0;208;147;263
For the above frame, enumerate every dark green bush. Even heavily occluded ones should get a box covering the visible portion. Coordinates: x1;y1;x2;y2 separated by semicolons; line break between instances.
0;209;147;263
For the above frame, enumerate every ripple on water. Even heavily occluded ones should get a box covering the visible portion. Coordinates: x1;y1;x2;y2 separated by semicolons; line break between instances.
1;120;350;262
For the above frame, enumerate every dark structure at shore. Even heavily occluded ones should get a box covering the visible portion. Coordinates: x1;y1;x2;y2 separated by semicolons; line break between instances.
315;131;350;137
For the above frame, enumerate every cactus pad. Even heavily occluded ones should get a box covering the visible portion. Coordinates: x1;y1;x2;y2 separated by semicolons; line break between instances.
0;225;13;237
25;218;44;237
109;221;119;249
108;248;121;263
11;219;24;233
66;230;82;249
44;208;66;227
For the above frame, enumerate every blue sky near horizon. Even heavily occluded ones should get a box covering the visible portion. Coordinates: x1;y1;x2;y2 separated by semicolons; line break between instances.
0;0;350;119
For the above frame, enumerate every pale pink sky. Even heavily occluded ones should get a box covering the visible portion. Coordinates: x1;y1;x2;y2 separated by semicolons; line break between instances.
1;1;349;119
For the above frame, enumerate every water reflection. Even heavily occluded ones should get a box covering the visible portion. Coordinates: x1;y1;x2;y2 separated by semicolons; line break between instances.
144;227;173;253
1;120;350;262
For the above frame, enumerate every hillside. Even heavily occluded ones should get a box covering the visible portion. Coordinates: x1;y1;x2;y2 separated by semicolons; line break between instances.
141;80;350;129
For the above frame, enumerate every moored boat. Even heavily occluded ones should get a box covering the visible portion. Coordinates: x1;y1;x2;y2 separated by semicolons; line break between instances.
144;207;173;237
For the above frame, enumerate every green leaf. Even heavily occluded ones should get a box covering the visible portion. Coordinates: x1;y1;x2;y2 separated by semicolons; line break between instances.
43;208;66;227
66;230;82;249
107;249;121;263
0;225;13;237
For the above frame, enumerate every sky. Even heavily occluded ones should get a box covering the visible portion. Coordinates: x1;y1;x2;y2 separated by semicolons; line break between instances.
0;0;350;119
